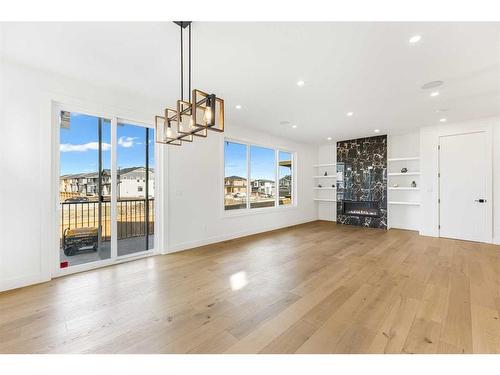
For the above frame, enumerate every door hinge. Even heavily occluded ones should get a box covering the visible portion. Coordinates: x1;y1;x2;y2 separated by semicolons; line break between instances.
438;225;441;229
438;173;440;178
438;198;441;204
438;145;441;150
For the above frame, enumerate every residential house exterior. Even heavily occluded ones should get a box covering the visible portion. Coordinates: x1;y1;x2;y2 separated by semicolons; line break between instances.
118;167;155;198
224;176;247;197
60;167;154;200
251;179;275;197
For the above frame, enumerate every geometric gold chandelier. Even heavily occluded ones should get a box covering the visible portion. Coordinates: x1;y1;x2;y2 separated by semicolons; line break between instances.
155;21;224;146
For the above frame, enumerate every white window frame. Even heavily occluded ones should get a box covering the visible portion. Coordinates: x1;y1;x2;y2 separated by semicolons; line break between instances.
50;100;163;278
222;137;297;217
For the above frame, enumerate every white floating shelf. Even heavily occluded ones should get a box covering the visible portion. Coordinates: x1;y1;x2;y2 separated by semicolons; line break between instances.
313;176;337;179
388;172;421;176
314;187;336;190
388;201;420;206
388;157;420;162
388;187;420;190
313;163;336;167
314;198;336;202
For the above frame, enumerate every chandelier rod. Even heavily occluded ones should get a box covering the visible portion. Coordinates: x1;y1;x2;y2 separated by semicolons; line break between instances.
180;25;184;101
189;23;192;97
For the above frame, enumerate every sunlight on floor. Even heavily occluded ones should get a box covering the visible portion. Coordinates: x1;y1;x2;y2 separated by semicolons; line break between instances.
230;271;248;291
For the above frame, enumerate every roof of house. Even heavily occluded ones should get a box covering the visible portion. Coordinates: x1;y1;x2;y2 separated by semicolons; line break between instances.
61;167;153;180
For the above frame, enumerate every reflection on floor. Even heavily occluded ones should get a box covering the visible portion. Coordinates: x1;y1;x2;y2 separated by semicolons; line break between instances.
59;236;154;266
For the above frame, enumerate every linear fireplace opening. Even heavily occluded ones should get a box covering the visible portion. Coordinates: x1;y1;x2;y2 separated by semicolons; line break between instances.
342;200;381;217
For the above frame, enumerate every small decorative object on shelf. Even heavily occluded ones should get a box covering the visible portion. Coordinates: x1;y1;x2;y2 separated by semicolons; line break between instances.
324;171;328;176
318;184;322;188
331;184;335;188
393;183;399;187
411;181;417;188
401;167;408;173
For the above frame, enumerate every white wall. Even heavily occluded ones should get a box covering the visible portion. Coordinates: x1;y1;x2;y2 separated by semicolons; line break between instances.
0;58;317;291
167;128;317;252
420;117;500;244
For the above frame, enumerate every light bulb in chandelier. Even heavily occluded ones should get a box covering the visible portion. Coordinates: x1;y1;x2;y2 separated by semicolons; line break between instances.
204;107;212;125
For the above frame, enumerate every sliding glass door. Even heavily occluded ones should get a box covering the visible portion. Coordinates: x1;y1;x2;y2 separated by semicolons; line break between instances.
58;109;155;271
117;122;155;256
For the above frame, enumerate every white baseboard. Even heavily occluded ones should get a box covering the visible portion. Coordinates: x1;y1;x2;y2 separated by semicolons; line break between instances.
0;273;50;293
166;217;317;254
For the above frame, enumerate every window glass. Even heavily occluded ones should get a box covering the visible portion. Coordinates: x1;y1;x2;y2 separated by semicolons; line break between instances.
279;151;293;205
59;112;111;268
250;146;276;208
224;141;248;210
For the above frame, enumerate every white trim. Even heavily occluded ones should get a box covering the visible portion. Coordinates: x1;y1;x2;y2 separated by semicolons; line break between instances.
111;117;118;260
388;187;419;190
313;163;336;167
389;201;420;206
388;157;420;162
388;172;421;176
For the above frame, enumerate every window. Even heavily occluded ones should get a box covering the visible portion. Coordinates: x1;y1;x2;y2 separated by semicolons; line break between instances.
279;151;293;206
250;145;276;208
224;141;247;210
224;139;294;212
58;108;156;271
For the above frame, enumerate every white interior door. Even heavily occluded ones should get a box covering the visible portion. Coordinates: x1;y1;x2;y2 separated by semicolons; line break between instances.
439;131;492;243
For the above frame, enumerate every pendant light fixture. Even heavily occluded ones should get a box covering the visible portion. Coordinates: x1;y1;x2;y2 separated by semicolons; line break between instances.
155;21;224;146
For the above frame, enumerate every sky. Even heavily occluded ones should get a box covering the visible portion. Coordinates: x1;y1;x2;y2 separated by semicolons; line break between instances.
60;113;154;175
224;141;291;181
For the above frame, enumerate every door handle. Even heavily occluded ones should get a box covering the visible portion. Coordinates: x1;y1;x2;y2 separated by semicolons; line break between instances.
475;199;487;203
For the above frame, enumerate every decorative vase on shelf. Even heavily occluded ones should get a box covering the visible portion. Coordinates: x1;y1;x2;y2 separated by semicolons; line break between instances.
401;167;408;173
318;184;322;188
324;171;328;176
411;181;417;188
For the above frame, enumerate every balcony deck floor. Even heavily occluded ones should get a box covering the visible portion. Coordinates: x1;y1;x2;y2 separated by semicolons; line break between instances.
59;236;154;267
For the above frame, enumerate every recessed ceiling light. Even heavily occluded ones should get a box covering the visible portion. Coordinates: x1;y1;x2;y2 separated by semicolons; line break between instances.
235;105;242;109
327;137;332;141
346;112;354;117
439;118;447;123
297;80;305;87
409;35;422;44
292;125;297;129
422;80;444;90
430;91;440;97
374;129;380;133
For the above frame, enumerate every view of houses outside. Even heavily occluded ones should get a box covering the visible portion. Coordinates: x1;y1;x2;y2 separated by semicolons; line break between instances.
224;141;247;210
224;141;293;210
279;151;293;205
59;112;154;267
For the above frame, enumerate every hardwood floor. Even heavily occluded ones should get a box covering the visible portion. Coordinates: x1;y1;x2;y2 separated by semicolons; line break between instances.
1;221;500;354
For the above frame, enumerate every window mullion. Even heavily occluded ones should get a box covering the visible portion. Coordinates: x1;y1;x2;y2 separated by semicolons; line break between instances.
275;148;279;207
246;143;250;210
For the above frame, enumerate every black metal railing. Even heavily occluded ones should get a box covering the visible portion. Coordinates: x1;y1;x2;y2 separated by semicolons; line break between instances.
60;198;154;244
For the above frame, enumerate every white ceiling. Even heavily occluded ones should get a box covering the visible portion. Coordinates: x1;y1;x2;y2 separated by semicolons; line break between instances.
2;22;500;144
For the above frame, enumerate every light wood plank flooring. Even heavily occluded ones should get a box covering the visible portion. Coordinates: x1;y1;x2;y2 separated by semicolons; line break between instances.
1;221;500;354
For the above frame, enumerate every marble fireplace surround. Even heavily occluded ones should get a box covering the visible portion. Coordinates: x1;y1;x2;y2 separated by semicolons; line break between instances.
336;135;387;229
